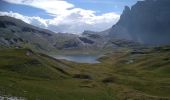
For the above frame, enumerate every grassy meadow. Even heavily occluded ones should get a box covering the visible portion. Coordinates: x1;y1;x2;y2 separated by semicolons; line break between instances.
0;47;170;100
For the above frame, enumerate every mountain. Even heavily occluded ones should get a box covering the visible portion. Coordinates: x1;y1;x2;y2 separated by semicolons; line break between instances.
0;16;108;54
0;1;170;99
107;0;170;45
0;16;78;51
82;29;140;50
0;16;139;55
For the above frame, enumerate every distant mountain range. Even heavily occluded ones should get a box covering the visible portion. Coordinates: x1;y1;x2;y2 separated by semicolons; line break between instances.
0;16;110;53
1;0;170;54
0;16;75;52
0;16;138;54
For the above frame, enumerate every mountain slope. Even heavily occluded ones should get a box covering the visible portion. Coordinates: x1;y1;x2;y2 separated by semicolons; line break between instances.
0;16;108;54
0;16;140;55
0;48;71;78
0;16;80;52
108;0;170;45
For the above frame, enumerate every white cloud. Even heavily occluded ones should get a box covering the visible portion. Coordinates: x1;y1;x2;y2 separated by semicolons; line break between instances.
0;11;48;28
0;11;30;23
2;0;74;16
1;0;120;34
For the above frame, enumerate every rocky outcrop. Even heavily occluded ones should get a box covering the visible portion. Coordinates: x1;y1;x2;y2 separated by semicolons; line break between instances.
109;0;170;45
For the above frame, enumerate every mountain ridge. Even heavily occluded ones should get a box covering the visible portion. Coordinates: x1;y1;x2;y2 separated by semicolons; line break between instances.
84;0;170;46
0;16;139;54
107;0;170;45
0;16;105;53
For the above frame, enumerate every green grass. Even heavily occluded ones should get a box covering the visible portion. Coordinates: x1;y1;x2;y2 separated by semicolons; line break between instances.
0;47;170;100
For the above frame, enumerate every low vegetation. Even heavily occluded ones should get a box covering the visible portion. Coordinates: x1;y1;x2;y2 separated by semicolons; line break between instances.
0;46;170;100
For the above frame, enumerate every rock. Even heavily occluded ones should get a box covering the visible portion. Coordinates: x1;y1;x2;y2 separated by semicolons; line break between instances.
73;74;92;80
109;0;170;45
102;77;116;83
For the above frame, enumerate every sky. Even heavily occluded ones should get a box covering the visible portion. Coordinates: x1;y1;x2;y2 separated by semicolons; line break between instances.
0;0;142;34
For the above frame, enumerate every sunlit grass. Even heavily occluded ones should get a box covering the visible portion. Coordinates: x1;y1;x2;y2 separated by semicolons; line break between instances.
0;47;169;100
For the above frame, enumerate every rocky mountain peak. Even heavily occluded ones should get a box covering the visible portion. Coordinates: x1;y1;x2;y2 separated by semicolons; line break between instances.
108;0;170;45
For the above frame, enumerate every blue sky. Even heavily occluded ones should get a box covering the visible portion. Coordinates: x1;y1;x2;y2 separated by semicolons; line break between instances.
67;0;139;14
0;0;53;19
0;0;142;33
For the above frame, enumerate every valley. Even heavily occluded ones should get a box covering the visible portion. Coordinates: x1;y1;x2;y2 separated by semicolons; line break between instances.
0;46;170;100
0;0;170;99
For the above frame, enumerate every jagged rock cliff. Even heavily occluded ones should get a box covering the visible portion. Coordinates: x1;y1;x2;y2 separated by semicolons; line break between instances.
109;0;170;45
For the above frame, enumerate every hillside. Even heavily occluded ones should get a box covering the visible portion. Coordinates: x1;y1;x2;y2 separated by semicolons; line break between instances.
0;16;111;54
0;47;170;100
0;16;80;52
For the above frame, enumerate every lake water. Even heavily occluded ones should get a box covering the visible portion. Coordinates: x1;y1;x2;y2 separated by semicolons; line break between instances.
54;55;100;64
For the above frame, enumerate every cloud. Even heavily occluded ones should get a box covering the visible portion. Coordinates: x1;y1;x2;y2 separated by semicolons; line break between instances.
2;0;75;16
1;0;120;33
0;11;48;28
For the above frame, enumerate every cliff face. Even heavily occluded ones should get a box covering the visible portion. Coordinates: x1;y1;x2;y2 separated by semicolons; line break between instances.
109;0;170;45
